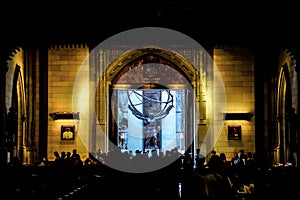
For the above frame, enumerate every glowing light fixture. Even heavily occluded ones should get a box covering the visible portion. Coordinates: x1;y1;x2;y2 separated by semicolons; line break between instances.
223;113;253;121
49;112;80;120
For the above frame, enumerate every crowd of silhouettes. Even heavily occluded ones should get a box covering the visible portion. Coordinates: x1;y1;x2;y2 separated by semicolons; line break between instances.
4;147;300;200
81;147;258;200
28;148;257;199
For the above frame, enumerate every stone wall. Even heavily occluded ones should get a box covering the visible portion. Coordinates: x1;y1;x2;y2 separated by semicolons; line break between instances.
213;47;255;160
48;45;90;161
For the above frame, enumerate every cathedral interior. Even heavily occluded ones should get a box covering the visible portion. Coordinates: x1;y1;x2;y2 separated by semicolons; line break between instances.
1;1;300;199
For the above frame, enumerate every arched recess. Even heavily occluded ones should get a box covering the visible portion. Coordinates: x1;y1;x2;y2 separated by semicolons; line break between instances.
100;48;200;154
275;63;293;164
8;64;27;163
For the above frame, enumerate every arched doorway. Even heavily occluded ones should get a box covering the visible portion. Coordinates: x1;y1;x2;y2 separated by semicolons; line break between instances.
6;64;27;164
104;48;198;155
276;64;294;164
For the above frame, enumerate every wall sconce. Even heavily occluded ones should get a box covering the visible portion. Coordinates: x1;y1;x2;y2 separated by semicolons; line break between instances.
49;112;80;120
223;112;253;121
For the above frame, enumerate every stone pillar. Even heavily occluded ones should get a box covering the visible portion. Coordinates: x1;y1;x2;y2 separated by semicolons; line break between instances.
38;44;48;160
293;50;300;156
254;47;279;168
0;61;8;166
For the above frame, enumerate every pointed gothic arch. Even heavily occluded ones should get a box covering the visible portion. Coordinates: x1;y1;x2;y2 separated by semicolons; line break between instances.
7;64;27;163
105;48;197;83
100;48;201;154
276;63;293;163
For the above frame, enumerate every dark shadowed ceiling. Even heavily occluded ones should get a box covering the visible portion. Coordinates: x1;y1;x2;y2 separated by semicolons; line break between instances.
0;1;299;50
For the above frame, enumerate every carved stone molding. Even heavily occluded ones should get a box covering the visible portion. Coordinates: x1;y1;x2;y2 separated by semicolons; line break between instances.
285;48;299;73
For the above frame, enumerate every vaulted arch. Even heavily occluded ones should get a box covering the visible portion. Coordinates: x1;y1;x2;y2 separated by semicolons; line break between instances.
105;48;197;85
275;63;293;163
6;64;27;163
102;48;200;154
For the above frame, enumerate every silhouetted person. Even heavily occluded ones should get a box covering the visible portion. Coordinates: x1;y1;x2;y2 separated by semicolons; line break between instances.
231;152;239;167
203;173;234;200
203;154;234;200
6;107;17;149
236;150;247;168
181;152;204;200
195;148;205;176
71;149;82;166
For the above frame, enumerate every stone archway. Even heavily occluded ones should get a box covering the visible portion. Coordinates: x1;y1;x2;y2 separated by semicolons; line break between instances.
87;28;225;160
276;63;293;163
104;48;198;154
6;64;27;164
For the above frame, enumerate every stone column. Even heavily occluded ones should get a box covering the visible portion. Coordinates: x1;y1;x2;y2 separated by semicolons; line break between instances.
38;44;48;160
0;60;8;166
